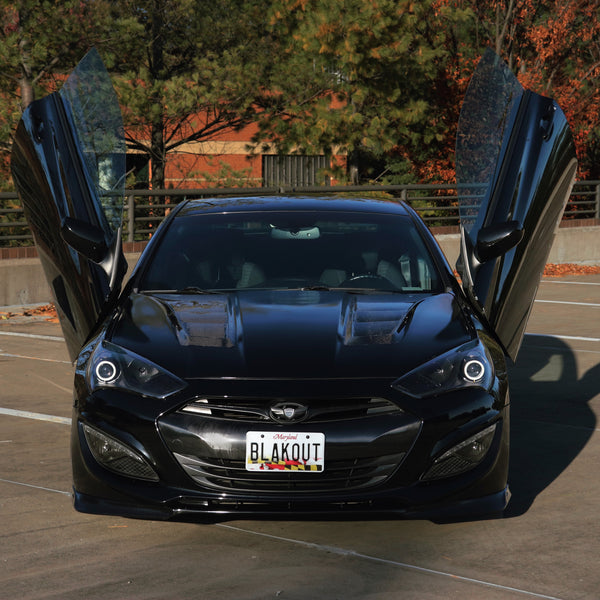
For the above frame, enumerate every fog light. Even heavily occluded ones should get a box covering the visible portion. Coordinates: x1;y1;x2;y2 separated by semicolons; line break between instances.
421;423;497;481
82;423;159;481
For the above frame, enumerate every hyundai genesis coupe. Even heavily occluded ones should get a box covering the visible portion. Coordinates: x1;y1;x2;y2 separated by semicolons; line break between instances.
10;49;577;520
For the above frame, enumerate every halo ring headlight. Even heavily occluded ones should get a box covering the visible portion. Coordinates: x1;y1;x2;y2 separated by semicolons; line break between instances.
463;359;485;382
95;360;118;383
87;341;187;398
393;338;496;399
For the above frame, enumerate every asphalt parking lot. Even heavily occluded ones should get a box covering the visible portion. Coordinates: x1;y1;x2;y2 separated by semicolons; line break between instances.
1;275;599;600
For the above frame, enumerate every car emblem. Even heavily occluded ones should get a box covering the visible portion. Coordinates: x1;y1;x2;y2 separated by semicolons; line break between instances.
269;402;308;423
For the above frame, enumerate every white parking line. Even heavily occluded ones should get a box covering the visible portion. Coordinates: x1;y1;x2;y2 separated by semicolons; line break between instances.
541;279;600;286
218;524;565;600
535;299;600;307
0;331;69;364
0;478;71;497
0;407;71;425
525;333;600;343
0;351;71;364
524;343;600;355
0;331;64;341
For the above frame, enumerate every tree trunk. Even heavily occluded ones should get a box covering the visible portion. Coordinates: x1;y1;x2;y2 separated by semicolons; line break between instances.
347;148;361;184
19;73;34;110
150;120;166;189
149;0;166;189
18;11;34;110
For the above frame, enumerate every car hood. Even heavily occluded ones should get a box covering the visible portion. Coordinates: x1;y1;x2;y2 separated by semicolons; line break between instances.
110;290;472;379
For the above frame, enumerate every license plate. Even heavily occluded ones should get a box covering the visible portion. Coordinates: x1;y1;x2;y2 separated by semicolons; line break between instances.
246;431;325;472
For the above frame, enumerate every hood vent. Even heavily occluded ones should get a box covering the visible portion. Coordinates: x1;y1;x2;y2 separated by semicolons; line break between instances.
161;295;236;347
340;298;413;345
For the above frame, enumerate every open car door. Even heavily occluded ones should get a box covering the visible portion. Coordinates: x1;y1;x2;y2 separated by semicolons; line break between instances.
11;49;127;361
456;50;577;361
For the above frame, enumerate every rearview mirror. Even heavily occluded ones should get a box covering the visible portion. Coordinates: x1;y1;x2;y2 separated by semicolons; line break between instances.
61;217;109;263
271;226;320;240
475;220;524;262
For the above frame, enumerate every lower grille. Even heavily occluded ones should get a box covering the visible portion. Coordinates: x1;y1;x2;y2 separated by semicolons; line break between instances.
173;451;405;493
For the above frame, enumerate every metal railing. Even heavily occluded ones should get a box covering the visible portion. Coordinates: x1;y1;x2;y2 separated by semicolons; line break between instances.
1;181;599;246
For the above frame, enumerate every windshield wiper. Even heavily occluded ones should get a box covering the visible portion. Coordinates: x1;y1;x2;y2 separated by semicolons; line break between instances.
298;284;406;294
300;284;331;291
180;286;225;294
337;287;405;295
301;285;408;294
140;287;226;295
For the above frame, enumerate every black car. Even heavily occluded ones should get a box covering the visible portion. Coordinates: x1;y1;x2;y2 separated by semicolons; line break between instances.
11;49;577;520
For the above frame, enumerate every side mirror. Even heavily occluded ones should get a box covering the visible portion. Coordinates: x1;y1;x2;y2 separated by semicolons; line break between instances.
61;217;109;263
475;220;524;262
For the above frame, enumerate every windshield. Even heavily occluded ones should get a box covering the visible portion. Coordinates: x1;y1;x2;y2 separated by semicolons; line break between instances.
139;210;443;294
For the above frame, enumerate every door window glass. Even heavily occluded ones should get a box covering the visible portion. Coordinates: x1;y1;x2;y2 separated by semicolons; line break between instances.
455;50;523;235
59;49;125;234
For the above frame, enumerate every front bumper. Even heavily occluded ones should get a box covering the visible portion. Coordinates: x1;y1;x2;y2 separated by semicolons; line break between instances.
73;485;511;522
71;378;510;521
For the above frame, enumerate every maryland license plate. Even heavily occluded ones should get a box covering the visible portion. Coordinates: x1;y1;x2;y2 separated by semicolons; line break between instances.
246;431;325;472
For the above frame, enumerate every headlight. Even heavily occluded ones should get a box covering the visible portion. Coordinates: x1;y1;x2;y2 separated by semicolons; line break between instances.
87;341;187;399
392;338;494;399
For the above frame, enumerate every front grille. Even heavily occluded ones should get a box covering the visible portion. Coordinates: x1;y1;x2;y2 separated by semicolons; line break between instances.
180;396;403;423
160;395;421;495
173;451;405;493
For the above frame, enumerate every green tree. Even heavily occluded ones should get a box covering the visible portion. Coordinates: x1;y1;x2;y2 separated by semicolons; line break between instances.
254;0;470;184
0;0;275;191
112;0;274;189
0;0;136;187
0;0;112;111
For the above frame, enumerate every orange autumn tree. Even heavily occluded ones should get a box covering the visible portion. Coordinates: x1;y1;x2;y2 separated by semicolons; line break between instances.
515;0;600;178
425;0;600;183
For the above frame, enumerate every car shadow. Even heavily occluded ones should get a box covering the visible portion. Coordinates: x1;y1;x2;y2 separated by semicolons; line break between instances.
504;334;598;517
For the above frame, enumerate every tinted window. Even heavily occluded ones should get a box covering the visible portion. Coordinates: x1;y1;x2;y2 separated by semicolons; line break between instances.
59;49;125;234
455;49;523;234
140;211;442;293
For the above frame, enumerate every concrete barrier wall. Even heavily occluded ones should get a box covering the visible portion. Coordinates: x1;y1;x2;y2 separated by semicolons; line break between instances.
436;225;600;267
0;258;56;307
1;226;599;307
